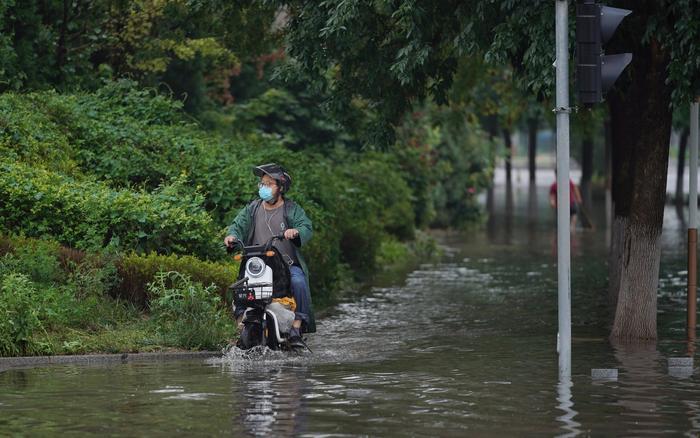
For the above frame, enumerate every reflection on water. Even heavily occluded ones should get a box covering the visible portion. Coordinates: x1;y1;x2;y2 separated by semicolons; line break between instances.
0;185;699;436
612;342;666;436
234;367;308;437
556;378;581;438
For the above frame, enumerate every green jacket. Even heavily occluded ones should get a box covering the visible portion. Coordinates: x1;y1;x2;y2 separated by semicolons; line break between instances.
227;198;315;332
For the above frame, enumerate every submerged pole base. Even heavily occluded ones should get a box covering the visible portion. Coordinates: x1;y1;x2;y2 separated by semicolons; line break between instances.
689;228;697;342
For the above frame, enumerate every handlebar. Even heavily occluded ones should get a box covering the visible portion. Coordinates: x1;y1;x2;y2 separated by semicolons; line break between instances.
225;234;285;255
225;239;243;254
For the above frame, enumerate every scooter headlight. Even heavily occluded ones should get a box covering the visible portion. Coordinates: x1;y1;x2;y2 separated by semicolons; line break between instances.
246;257;265;278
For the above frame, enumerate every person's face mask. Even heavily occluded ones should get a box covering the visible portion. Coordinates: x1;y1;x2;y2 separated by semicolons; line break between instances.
258;183;275;202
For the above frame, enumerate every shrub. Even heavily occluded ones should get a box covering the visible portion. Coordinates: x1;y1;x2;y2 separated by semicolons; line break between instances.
0;91;79;175
293;152;415;278
0;237;62;284
116;252;239;307
0;273;43;356
0;162;219;258
394;103;494;228
375;235;410;267
66;255;119;301
148;271;233;350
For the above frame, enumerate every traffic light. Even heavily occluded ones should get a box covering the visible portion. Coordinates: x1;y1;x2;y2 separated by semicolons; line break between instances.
576;0;632;105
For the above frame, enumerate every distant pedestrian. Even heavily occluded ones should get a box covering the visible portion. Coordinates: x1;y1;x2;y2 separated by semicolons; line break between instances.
549;174;583;229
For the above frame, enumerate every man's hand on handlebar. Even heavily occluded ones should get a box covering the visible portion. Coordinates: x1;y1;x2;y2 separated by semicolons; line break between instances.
224;235;237;248
283;228;299;240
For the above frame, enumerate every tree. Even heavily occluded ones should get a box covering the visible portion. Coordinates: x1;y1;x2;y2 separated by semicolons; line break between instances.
449;56;529;185
672;104;691;206
275;0;700;339
0;0;280;112
604;0;700;339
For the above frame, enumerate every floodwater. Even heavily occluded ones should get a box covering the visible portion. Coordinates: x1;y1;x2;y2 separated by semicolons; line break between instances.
1;183;698;436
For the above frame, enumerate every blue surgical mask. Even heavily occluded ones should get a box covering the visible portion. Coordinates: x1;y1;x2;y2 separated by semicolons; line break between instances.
258;185;274;202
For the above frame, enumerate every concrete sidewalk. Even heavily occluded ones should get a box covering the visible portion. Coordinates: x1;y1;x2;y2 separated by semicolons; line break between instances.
0;351;221;372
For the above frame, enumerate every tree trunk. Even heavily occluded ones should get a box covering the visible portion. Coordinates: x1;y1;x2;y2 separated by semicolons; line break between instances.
609;218;663;339
581;136;594;208
607;1;672;340
608;216;624;310
504;178;513;244
528;118;538;184
502;128;512;184
56;0;70;83
675;128;690;206
485;115;498;238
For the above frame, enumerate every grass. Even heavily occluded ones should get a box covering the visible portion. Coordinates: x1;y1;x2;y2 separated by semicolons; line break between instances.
31;310;239;356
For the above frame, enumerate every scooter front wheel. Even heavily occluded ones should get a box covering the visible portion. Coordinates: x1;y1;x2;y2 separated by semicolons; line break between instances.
238;322;263;350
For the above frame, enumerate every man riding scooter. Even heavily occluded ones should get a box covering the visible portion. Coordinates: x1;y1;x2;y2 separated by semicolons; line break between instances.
223;164;315;348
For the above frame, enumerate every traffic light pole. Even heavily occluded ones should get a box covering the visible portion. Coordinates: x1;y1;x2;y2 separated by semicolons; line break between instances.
555;0;572;378
689;100;699;342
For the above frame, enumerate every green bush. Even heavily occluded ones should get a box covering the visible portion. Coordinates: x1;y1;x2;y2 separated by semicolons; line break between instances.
295;152;415;278
116;252;239;308
0;273;43;356
0;84;300;228
0;236;128;333
0;234;238;355
375;235;410;267
394;104;494;228
0;237;62;284
0;161;219;258
148;271;233;350
0;92;79;175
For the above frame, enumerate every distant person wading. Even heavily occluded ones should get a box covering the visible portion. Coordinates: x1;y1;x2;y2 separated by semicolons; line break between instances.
549;172;583;230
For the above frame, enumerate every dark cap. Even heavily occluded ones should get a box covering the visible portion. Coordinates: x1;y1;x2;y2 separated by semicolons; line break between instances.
253;163;292;193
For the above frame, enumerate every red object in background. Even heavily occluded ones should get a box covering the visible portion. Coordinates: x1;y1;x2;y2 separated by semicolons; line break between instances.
549;180;576;206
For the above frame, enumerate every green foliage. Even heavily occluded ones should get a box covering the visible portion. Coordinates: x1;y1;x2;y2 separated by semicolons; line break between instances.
0;161;218;258
0;235;127;333
36;322;158;355
221;59;372;151
0;83;290;226
66;254;119;301
652;0;700;105
317;153;415;276
375;231;440;271
0;91;79;175
280;0;468;133
0;84;442;298
278;0;700;144
229;87;351;151
0;237;62;284
116;252;238;308
375;235;409;267
148;271;233;350
0;273;42;356
0;234;235;356
394;103;494;228
0;0;280;111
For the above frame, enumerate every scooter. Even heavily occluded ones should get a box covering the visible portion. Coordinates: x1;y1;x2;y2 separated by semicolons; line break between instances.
227;234;306;351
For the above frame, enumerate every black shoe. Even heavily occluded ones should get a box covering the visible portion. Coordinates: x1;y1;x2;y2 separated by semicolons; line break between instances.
288;335;305;349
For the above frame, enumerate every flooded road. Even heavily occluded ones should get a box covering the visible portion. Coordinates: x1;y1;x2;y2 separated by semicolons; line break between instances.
1;184;698;436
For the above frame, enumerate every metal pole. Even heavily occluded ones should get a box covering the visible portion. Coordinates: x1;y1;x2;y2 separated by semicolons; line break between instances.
604;119;613;249
555;0;572;378
689;101;699;342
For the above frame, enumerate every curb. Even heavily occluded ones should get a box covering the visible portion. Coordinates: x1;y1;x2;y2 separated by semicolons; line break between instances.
0;351;222;372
